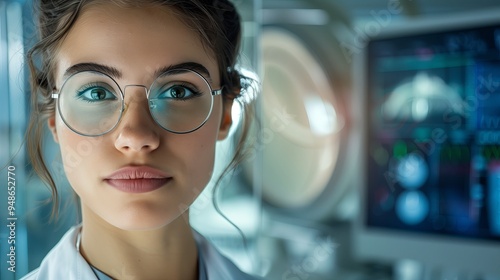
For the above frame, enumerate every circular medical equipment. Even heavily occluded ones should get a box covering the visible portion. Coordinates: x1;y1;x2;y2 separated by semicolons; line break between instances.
243;25;358;221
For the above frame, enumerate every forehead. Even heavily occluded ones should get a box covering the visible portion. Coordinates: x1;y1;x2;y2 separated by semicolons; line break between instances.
54;2;218;84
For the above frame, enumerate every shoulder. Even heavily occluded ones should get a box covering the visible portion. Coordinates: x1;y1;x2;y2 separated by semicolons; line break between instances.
20;225;97;280
194;230;264;280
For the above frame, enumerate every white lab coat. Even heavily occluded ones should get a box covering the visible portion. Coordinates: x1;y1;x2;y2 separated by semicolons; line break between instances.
21;225;260;280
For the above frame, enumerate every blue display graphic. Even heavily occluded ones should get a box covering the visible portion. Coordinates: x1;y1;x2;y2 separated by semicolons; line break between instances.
365;23;500;241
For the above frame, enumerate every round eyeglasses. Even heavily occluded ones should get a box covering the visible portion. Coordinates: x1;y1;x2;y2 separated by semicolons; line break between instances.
51;68;222;136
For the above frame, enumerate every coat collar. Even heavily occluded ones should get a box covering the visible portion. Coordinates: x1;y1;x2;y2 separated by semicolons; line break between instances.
22;225;259;280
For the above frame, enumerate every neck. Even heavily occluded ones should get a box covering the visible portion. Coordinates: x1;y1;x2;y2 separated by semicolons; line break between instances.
79;205;198;280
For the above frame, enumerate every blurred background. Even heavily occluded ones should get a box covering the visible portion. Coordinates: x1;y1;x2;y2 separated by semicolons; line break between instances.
1;0;500;279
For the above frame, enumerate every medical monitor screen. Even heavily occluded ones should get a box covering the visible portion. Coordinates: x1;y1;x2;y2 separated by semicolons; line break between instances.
365;23;500;242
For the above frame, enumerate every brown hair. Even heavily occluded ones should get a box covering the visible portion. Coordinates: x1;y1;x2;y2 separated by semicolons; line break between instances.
26;0;255;218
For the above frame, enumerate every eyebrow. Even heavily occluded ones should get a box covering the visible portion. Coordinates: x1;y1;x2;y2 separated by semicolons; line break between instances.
157;62;213;83
63;62;213;83
63;63;122;79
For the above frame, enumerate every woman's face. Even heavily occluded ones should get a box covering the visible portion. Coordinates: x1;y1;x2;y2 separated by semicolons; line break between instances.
48;3;232;230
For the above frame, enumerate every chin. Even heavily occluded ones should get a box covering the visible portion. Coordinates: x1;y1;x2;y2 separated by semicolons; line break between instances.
105;205;187;231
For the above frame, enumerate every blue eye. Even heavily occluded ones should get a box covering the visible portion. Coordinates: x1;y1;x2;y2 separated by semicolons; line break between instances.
76;86;117;102
157;85;200;100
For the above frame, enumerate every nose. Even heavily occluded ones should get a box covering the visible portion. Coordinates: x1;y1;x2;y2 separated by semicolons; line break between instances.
114;85;160;153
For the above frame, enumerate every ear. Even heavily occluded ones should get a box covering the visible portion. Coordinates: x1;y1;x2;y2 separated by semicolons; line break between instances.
47;115;59;143
217;99;233;140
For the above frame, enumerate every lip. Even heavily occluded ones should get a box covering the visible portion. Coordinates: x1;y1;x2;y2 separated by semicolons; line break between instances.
104;166;171;193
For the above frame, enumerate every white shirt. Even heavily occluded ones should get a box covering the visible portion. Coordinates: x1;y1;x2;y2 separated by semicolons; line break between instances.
21;225;261;280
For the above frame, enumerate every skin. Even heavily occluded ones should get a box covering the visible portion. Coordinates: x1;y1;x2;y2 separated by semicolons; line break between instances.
47;3;233;280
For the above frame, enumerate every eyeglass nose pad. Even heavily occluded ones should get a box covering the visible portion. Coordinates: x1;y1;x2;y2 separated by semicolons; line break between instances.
149;101;157;110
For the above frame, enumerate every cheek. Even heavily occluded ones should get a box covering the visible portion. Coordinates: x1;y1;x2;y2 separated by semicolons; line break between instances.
174;119;219;187
55;115;106;191
170;100;223;193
